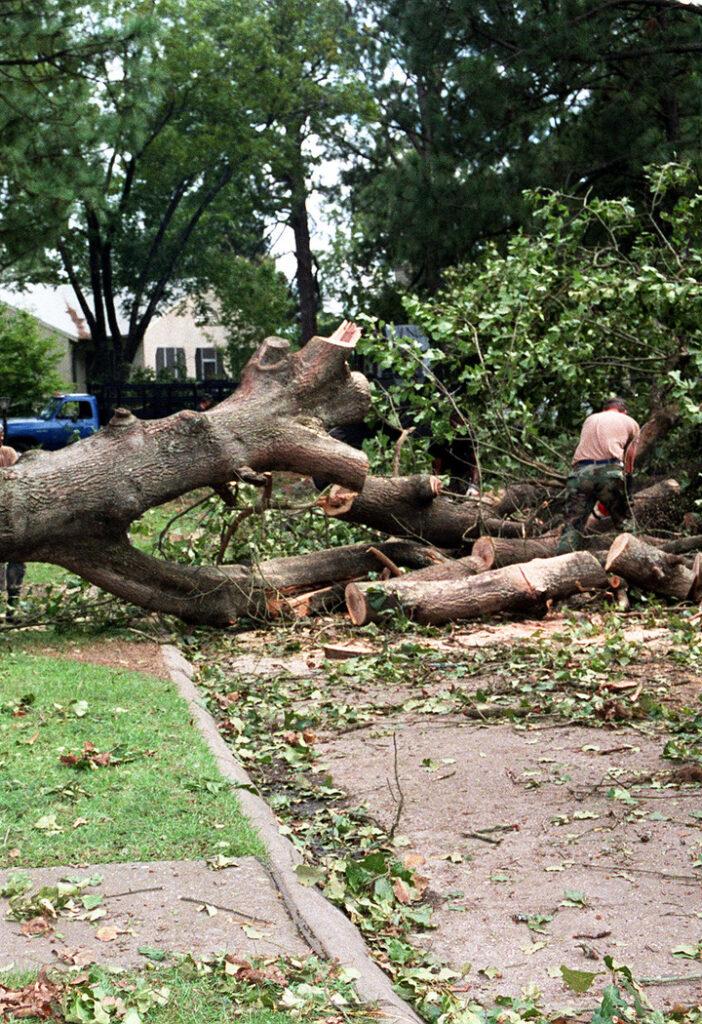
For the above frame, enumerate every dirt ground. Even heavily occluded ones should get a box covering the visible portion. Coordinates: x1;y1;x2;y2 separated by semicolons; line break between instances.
321;720;702;1010
17;640;169;679
218;613;702;1013
0;858;310;969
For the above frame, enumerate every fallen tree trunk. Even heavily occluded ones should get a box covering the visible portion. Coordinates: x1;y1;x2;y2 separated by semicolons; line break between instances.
604;533;702;601
0;327;381;625
318;476;529;547
491;482;559;517
345;552;610;626
471;536;560;568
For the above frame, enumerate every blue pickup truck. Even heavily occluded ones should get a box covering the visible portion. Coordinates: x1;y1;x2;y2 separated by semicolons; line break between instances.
6;393;100;451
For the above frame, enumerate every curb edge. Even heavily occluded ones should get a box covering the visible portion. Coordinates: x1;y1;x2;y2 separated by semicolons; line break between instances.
162;644;422;1024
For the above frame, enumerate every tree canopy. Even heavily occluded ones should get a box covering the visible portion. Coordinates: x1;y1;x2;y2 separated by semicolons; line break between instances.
0;304;64;413
338;0;702;314
358;163;702;483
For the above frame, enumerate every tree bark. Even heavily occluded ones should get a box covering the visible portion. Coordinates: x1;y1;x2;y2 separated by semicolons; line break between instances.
471;536;560;568
631;478;683;532
604;533;700;601
0;330;374;624
285;132;319;343
491;482;558;517
345;552;610;627
318;476;530;547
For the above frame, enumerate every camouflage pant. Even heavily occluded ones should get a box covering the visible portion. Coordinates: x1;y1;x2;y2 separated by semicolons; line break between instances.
0;561;26;605
557;465;628;554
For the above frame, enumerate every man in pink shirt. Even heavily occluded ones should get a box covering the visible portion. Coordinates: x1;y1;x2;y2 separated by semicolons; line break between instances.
557;397;640;554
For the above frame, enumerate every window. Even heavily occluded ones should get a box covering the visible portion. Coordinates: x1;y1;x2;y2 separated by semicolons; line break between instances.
155;347;186;379
57;400;92;420
195;347;224;380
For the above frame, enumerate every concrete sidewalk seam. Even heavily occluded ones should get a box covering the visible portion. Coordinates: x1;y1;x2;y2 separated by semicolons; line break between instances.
162;644;422;1024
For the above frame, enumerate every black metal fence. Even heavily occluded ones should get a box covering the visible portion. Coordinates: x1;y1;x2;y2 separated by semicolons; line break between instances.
90;379;239;423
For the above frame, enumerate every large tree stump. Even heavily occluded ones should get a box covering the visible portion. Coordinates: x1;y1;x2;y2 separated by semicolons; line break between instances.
345;552;610;626
604;533;701;601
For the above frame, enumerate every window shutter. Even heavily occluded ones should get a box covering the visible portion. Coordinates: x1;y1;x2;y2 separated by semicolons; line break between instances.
156;348;165;373
195;349;203;379
176;349;186;379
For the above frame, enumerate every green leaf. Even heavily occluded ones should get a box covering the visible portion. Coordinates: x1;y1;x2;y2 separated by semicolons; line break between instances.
560;964;598;993
294;864;326;887
138;945;168;962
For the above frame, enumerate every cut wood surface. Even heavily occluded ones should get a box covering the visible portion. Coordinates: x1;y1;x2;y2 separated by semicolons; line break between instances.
319;475;529;546
346;552;610;626
605;533;699;601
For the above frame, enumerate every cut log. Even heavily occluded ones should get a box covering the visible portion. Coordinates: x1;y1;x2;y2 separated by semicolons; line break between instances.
318;475;529;547
605;533;698;600
660;534;702;555
631;479;683;532
471;536;559;569
345;552;610;626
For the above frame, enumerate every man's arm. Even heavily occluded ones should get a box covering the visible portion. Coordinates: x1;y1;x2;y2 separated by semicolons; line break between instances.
624;436;638;475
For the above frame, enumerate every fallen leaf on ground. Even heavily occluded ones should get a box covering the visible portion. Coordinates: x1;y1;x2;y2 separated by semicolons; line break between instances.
560;965;599;992
60;742;113;769
206;854;240;870
138;945;168;961
20;916;53;937
294;864;326;887
0;970;62;1019
33;814;63;834
393;878;411;904
95;925;119;942
56;947;95;966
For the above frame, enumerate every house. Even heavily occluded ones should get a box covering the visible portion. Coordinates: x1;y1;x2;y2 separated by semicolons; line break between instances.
135;298;228;380
1;286;229;384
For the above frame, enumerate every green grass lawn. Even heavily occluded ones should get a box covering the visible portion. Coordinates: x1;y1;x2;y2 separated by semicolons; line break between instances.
0;652;263;867
0;956;372;1024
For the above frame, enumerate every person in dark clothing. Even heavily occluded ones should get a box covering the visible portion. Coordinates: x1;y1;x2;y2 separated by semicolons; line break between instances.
1;562;26;620
428;413;479;495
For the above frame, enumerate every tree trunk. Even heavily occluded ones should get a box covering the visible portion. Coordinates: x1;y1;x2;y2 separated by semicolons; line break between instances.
318;477;529;547
471;536;560;568
345;552;610;627
286;134;319;343
604;533;701;601
0;330;374;625
491;482;558;517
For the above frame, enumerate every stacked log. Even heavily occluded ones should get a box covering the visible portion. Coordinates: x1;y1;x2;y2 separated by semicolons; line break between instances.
318;475;529;547
345;552;610;627
604;534;702;601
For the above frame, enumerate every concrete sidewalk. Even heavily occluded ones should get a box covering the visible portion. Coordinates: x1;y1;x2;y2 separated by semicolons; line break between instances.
0;858;310;969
